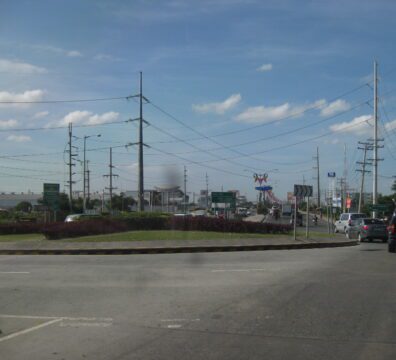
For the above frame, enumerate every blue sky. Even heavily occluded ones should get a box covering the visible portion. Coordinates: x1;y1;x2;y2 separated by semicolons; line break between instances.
0;0;396;201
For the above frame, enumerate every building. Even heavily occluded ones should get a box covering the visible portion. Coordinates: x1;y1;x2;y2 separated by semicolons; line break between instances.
0;192;42;210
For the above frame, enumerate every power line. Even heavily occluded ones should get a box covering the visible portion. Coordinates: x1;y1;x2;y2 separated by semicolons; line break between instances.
150;98;370;156
147;82;370;140
0;95;137;104
152;115;375;166
0;119;134;133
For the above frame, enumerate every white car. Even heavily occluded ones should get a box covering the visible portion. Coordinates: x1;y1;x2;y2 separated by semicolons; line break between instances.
334;213;366;234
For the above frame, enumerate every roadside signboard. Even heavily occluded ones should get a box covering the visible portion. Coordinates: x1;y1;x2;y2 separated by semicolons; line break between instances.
255;186;272;191
211;192;236;209
368;204;393;212
293;184;313;197
43;183;60;211
346;197;352;209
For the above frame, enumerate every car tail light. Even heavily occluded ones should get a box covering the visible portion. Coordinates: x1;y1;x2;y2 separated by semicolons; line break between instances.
362;225;369;230
388;224;396;234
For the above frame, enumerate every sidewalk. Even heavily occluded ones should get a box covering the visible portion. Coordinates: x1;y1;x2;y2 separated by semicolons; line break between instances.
0;234;357;255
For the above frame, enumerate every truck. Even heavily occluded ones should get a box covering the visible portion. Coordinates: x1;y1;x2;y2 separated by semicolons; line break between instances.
281;203;292;216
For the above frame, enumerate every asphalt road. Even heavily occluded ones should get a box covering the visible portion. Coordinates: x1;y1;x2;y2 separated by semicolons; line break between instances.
1;242;395;359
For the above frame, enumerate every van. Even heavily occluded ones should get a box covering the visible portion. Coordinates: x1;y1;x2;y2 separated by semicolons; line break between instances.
334;213;366;234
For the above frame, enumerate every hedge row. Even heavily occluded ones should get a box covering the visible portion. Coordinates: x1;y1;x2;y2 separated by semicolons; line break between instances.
41;216;291;240
169;216;291;234
0;222;45;235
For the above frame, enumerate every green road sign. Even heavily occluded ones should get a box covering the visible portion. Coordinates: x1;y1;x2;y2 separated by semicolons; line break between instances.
368;204;393;212
43;183;60;211
211;192;236;208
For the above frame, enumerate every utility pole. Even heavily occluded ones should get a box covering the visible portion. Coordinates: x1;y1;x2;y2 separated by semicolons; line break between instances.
103;147;118;212
184;166;187;214
372;60;378;217
343;144;348;212
337;177;346;213
206;173;209;210
356;142;372;213
83;134;101;213
66;123;77;212
138;71;144;212
313;146;320;208
86;160;91;208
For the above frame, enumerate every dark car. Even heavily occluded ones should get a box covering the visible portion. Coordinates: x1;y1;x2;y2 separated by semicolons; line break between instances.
388;213;396;253
353;218;388;243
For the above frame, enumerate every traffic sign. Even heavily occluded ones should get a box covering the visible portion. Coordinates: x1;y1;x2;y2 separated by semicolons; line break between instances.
43;183;60;211
368;204;393;212
255;186;272;191
327;172;336;177
293;184;313;197
211;192;236;208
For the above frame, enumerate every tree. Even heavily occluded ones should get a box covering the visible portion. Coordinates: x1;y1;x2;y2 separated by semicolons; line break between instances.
392;180;396;193
15;201;32;213
110;194;136;211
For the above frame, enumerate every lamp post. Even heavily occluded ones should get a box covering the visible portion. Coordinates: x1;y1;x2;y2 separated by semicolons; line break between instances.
83;134;101;212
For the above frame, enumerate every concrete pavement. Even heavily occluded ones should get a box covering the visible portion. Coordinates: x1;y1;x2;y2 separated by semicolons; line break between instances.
0;241;395;359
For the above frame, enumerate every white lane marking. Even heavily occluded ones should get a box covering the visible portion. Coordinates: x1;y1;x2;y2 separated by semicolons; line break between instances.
160;319;200;322
59;321;112;328
211;268;267;273
0;314;57;320
167;324;182;329
0;314;112;322
0;272;30;274
0;318;62;343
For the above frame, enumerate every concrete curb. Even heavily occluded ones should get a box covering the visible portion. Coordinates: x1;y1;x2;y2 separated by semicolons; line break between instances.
0;240;358;255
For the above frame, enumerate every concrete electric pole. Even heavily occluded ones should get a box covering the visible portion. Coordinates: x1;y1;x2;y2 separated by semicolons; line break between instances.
103;147;118;212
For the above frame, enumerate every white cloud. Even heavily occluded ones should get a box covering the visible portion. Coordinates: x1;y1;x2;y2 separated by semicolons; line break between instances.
7;134;31;142
0;89;45;108
329;115;372;135
58;111;119;126
67;50;83;57
320;99;351;117
0;59;47;74
235;99;325;124
0;119;18;129
94;53;121;61
192;94;241;115
257;63;273;72
30;44;83;58
385;119;396;132
33;111;49;119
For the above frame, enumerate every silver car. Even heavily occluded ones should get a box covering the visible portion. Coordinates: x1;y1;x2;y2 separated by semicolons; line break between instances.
334;213;366;234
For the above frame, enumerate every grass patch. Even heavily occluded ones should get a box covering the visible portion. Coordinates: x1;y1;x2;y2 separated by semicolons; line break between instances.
296;231;341;238
0;233;44;242
67;230;280;242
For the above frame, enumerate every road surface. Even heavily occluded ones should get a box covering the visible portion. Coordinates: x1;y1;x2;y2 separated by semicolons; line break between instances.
1;242;395;359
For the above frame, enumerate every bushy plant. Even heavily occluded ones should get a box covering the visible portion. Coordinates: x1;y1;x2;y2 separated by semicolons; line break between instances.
41;215;291;240
0;222;44;235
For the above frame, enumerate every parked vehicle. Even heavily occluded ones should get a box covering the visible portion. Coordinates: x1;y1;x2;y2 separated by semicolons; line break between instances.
334;213;366;234
64;214;100;222
349;218;388;242
281;204;292;216
290;212;303;226
387;213;396;253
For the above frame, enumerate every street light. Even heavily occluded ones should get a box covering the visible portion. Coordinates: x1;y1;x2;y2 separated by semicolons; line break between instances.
83;134;101;212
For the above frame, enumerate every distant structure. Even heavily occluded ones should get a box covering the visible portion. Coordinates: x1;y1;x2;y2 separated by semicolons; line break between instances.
0;192;42;209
